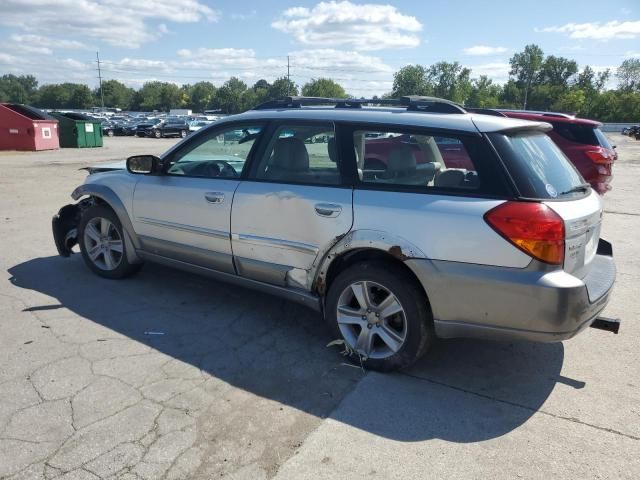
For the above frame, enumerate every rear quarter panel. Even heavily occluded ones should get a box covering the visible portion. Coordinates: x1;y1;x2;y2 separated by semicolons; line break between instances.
352;190;532;268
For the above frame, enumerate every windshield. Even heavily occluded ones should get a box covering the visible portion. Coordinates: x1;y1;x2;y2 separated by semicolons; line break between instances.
489;131;586;199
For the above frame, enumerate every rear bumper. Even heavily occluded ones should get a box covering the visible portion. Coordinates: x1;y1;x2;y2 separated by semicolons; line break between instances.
406;239;616;342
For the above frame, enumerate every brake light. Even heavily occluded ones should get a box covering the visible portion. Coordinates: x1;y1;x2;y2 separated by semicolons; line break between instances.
586;148;613;165
484;202;565;265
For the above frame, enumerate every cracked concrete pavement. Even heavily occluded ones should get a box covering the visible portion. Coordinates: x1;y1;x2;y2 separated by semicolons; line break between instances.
1;134;639;479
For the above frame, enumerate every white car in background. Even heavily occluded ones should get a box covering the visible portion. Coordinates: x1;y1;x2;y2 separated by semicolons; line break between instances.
189;120;214;132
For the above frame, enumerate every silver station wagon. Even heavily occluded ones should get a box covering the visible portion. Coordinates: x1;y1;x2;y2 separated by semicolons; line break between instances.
52;96;618;371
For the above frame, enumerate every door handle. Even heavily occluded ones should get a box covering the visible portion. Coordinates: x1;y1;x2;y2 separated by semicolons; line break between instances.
314;203;342;218
204;192;225;204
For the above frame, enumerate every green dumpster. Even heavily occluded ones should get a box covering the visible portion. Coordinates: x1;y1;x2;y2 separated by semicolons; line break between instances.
50;112;103;148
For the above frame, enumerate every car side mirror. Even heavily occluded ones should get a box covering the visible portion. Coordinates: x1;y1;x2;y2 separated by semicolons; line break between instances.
126;155;161;174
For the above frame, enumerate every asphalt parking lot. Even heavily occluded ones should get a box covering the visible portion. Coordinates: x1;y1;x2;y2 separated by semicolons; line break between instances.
1;134;639;479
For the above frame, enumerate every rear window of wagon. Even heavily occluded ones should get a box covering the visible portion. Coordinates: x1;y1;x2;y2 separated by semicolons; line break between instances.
489;131;587;199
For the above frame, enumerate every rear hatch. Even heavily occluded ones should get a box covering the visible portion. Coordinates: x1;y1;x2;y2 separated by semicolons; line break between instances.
488;130;603;278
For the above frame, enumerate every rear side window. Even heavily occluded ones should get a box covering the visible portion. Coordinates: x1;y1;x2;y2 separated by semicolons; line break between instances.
354;130;480;191
252;123;340;185
552;122;610;148
593;128;613;150
489;132;585;199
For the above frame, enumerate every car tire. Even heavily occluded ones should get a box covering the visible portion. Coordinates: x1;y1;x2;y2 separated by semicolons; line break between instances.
78;204;142;280
180;130;187;138
325;261;434;371
106;130;114;137
154;130;162;139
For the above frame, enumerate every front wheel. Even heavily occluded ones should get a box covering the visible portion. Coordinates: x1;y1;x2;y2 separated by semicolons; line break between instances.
78;205;142;279
325;261;434;371
154;130;162;139
180;130;187;138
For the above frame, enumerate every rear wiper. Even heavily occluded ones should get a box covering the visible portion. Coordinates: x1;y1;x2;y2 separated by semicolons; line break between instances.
558;183;590;196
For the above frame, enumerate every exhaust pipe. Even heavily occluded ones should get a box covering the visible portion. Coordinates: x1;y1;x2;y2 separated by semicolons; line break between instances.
590;316;620;334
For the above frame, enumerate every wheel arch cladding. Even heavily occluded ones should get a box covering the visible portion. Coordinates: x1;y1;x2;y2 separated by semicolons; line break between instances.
72;184;142;263
313;229;429;302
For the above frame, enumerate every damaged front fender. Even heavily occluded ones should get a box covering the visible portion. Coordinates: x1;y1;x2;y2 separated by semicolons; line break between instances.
52;199;92;257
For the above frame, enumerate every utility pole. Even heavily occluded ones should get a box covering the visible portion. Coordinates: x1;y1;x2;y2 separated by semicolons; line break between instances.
287;55;291;95
96;51;105;109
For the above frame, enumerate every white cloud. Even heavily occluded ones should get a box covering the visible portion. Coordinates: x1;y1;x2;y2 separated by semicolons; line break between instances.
289;48;393;74
0;0;219;48
272;1;422;50
625;50;640;58
463;45;508;56
9;34;92;51
465;62;511;83
539;20;640;40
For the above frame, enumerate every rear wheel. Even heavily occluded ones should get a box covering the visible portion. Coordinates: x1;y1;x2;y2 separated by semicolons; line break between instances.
180;130;187;138
325;261;433;371
106;129;114;137
79;205;141;279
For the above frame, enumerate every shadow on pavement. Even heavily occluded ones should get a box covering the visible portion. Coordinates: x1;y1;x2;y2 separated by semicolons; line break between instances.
9;255;569;442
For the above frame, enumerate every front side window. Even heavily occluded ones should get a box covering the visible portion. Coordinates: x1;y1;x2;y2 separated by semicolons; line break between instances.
166;125;263;178
354;130;480;190
252;123;340;185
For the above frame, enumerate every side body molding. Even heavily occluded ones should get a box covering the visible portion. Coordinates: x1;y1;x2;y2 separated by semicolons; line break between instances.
71;183;142;263
311;229;426;294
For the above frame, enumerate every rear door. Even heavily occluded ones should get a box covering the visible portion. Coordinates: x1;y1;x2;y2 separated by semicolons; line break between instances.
230;121;353;288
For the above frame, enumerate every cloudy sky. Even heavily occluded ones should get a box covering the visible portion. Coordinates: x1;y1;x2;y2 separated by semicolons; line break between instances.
0;0;638;96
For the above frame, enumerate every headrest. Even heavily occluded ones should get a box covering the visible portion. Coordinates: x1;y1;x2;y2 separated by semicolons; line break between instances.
271;137;309;171
387;144;416;173
327;137;338;163
436;170;465;188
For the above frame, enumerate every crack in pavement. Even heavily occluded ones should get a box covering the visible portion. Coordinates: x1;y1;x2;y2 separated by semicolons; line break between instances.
401;372;640;441
604;210;640;217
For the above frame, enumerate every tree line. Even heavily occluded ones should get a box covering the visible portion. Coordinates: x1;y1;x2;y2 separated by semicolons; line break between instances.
1;44;639;121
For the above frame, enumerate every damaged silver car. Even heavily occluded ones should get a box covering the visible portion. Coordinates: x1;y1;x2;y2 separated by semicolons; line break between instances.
53;96;619;371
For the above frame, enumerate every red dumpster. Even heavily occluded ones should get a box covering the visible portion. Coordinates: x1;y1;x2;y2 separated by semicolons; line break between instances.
0;103;60;151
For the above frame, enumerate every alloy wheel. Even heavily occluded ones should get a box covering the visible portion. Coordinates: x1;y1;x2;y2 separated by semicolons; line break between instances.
336;281;407;359
83;217;123;271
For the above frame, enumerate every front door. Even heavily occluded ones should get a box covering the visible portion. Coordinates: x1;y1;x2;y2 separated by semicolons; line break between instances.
132;123;265;273
231;121;353;288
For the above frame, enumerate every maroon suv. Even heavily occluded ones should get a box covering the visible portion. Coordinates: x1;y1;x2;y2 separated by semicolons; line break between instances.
498;111;616;194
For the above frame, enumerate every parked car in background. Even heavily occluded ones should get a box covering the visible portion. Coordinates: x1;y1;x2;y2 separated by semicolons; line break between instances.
497;111;617;195
135;118;163;137
625;125;640;139
102;118;132;137
52;96;618;371
149;118;190;138
189;120;213;133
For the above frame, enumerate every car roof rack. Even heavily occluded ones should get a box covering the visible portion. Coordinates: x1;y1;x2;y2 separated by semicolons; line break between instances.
497;109;575;119
464;107;507;117
253;96;468;114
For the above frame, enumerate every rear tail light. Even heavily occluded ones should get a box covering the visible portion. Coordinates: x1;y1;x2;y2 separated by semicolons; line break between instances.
484;202;565;265
586;148;614;165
